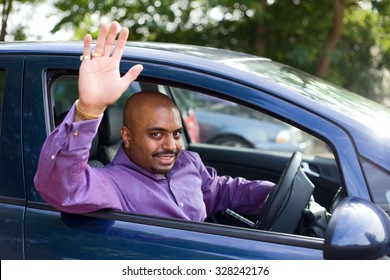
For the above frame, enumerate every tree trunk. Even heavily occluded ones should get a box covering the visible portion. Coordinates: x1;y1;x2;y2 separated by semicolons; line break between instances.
1;0;13;41
254;0;268;56
315;0;345;78
255;23;267;56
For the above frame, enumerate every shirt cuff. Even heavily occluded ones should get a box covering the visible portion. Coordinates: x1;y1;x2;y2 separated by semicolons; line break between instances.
63;102;102;151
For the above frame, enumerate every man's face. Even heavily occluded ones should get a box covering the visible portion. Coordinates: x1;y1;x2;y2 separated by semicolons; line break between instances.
122;105;184;176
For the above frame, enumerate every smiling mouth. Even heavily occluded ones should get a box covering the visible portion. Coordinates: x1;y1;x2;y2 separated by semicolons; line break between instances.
157;154;176;163
153;151;178;165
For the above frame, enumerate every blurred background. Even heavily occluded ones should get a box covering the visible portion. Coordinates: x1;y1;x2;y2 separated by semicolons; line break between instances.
1;0;389;106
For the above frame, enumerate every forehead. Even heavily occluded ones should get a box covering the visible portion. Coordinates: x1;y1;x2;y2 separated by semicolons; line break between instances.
142;106;182;130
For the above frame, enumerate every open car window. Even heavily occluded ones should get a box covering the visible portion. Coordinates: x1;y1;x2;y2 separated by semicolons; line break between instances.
0;70;5;135
168;87;333;159
51;73;331;161
49;73;343;240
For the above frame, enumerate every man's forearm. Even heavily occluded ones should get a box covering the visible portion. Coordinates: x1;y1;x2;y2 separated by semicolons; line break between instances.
34;102;102;212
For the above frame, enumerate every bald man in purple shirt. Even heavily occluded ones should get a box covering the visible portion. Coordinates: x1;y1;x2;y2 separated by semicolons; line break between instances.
34;21;274;222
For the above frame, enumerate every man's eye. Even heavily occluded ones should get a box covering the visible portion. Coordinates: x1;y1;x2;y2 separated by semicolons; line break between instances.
173;131;183;138
151;132;162;138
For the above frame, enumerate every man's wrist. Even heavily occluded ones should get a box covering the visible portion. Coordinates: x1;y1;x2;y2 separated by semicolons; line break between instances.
74;99;104;121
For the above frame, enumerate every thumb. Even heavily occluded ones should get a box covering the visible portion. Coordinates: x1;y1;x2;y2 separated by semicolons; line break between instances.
122;64;143;86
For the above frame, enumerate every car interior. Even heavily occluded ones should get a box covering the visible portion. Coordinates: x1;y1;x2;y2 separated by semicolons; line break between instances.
50;72;346;239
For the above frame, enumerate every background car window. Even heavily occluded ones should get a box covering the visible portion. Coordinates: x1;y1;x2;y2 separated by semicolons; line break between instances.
170;87;332;158
0;70;5;134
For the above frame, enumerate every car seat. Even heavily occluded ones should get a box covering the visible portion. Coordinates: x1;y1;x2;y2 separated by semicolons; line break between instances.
97;105;123;165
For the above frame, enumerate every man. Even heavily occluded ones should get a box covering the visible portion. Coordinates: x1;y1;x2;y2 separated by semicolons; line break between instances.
34;21;274;222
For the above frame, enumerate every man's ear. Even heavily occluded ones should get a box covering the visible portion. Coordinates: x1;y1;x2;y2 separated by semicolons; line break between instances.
120;126;131;148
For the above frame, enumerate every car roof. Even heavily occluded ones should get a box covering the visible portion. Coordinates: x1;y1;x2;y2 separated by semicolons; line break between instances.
0;40;267;59
1;41;390;169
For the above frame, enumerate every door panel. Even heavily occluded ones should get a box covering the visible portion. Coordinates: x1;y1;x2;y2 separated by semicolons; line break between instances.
25;207;323;259
0;203;25;259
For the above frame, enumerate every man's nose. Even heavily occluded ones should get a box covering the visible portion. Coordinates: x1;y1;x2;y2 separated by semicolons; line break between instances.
162;134;176;150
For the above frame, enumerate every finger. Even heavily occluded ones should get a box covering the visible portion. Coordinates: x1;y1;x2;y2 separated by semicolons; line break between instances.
81;34;92;62
94;23;109;56
111;26;129;60
121;64;143;88
103;21;120;57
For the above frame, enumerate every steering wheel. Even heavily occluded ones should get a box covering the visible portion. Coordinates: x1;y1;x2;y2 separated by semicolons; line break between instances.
254;151;314;233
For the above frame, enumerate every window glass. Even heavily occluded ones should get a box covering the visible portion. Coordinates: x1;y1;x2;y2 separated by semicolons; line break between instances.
362;159;390;216
0;70;5;135
51;75;79;125
170;87;332;158
51;75;142;126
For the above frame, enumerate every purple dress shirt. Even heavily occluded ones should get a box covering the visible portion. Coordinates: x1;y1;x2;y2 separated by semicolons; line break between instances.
34;103;274;222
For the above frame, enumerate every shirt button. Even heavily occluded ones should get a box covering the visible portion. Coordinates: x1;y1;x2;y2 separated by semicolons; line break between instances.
51;154;55;160
180;202;184;207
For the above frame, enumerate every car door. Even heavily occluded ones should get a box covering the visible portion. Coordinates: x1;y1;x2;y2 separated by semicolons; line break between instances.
21;55;331;259
0;56;25;259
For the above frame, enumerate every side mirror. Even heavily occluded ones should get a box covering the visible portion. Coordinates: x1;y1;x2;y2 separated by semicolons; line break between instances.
324;196;390;260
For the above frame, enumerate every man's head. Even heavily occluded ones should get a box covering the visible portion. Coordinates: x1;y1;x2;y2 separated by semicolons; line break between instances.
120;91;184;175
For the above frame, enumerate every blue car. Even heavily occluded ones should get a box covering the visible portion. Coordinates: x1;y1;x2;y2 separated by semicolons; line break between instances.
0;41;389;260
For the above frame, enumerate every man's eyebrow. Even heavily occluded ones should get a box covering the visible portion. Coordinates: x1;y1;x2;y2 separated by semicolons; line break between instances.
147;127;166;132
147;127;183;132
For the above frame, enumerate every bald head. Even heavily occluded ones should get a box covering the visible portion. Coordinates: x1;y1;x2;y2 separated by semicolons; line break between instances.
123;91;178;127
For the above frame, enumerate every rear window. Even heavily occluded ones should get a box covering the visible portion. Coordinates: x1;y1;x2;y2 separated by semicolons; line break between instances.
51;74;142;127
0;70;5;135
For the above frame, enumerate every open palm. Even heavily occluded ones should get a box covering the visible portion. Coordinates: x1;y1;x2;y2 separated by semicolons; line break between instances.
78;21;143;116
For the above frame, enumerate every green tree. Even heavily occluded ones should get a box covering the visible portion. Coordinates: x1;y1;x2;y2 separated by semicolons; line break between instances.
0;0;13;40
46;0;390;103
0;0;42;41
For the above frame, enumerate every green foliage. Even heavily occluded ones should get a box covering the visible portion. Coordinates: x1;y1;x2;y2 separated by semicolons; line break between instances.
329;3;390;102
1;0;43;41
14;0;390;103
12;25;27;40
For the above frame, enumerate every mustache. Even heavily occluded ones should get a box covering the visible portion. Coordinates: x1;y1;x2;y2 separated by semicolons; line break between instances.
152;150;179;157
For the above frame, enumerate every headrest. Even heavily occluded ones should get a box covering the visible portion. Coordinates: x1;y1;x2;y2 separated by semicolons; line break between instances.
98;105;123;146
90;134;99;157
